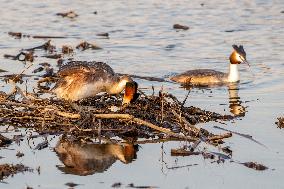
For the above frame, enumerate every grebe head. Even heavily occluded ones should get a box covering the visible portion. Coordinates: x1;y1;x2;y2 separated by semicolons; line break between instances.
230;45;249;66
123;81;139;104
117;75;133;89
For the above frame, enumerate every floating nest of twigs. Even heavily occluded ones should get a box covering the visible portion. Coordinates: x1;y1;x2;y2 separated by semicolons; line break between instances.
0;88;234;145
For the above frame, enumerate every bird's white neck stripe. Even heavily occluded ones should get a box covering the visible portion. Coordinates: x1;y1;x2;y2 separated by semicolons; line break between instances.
228;64;240;82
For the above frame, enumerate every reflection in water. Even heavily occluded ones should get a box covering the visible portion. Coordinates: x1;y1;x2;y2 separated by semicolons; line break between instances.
228;83;246;117
55;137;138;176
182;82;246;117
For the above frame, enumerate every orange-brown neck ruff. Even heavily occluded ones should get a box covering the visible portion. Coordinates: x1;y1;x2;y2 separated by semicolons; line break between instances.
123;82;138;104
230;51;241;64
123;144;137;163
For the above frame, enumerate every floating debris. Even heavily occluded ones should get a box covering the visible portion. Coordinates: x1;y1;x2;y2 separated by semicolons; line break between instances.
0;134;12;147
0;69;7;72
42;54;62;59
224;29;244;33
8;31;66;39
34;141;48;150
128;183;158;189
4;51;34;62
241;162;268;171
171;148;200;156
0;164;32;180
16;151;24;158
213;126;266;148
56;11;78;18
112;182;122;188
76;41;102;51
173;24;189;30
32;35;66;39
25;40;56;52
96;32;109;37
8;32;22;38
65;182;81;187
165;44;176;51
33;67;44;73
3;74;24;83
166;163;198;170
275;117;284;129
62;45;73;54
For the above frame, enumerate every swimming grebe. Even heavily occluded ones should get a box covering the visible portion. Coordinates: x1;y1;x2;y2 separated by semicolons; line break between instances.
53;61;138;103
170;45;249;85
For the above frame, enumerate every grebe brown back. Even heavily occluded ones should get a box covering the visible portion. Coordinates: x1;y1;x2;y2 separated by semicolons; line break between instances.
53;61;137;103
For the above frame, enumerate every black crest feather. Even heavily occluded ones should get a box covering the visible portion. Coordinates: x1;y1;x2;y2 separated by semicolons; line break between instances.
232;45;246;58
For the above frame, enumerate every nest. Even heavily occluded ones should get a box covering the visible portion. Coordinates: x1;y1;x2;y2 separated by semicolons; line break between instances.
0;88;234;145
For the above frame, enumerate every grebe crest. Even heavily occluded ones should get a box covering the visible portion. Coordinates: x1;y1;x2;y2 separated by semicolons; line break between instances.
170;45;248;86
230;45;248;65
53;61;138;102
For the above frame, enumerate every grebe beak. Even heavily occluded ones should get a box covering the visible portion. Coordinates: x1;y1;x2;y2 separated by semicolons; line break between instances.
122;81;139;104
240;56;250;67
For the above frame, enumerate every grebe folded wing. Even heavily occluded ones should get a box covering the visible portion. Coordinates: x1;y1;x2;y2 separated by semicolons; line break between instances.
170;69;228;84
57;61;115;77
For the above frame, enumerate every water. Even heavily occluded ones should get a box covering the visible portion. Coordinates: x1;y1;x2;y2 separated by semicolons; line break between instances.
0;0;284;188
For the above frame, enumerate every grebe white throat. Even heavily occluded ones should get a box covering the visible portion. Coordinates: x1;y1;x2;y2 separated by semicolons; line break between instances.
228;64;239;82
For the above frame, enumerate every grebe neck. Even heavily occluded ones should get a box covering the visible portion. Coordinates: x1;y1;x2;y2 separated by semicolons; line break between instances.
227;64;239;82
108;79;127;94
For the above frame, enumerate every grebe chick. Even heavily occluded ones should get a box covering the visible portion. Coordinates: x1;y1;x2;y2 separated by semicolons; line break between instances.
170;45;249;86
53;61;138;103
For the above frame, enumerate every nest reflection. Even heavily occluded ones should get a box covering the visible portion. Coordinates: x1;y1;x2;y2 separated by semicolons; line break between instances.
55;137;138;176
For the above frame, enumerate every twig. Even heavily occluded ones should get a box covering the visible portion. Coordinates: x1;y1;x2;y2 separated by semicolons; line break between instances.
166;163;198;170
172;110;200;135
171;148;200;156
160;86;164;122
181;89;191;108
213;126;267;148
9;116;53;121
207;132;232;141
134;138;185;145
55;111;80;119
0;101;80;119
92;113;197;141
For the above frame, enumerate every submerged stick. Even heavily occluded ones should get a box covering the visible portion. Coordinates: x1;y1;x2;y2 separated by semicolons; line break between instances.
213;126;267;148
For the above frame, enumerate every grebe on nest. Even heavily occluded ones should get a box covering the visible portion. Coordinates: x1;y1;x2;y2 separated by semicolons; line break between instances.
53;61;138;104
170;45;249;86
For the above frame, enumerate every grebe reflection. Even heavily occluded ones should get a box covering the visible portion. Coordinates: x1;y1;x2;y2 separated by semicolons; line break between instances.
55;137;138;176
181;83;246;117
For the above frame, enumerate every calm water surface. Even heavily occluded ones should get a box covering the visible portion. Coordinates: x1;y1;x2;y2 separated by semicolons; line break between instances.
0;0;284;188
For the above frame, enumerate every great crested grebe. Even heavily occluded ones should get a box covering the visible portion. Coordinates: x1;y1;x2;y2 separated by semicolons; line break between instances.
53;61;138;103
170;45;249;86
